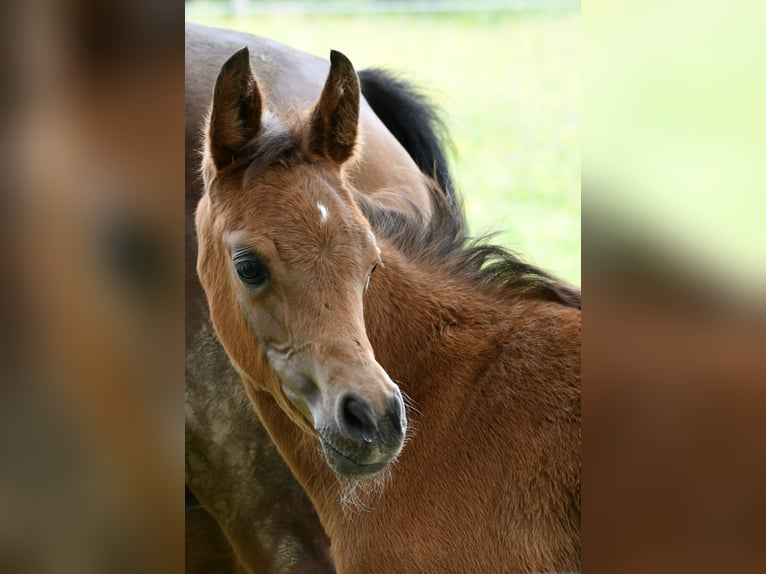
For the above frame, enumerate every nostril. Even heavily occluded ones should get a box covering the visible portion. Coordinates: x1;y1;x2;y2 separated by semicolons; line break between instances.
339;395;376;445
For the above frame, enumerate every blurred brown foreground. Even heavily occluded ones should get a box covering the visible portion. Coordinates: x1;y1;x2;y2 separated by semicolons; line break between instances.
1;1;183;572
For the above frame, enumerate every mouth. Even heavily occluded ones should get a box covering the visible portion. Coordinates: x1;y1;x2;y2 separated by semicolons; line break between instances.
319;434;391;479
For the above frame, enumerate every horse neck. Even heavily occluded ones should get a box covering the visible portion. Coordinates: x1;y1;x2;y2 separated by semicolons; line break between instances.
364;245;503;409
249;388;340;523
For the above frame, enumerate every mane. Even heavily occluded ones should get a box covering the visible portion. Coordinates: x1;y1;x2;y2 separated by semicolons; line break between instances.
356;183;581;309
359;68;455;200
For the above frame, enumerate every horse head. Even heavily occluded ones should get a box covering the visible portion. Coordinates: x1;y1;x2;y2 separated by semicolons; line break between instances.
196;48;406;480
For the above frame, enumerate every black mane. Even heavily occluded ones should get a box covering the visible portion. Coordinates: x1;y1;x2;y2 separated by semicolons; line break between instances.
359;68;455;200
356;183;581;309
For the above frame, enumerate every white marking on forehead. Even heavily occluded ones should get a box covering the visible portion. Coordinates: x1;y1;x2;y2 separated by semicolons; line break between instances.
317;202;329;224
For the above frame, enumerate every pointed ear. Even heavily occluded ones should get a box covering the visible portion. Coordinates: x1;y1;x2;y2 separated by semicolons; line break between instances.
308;50;360;164
208;47;262;169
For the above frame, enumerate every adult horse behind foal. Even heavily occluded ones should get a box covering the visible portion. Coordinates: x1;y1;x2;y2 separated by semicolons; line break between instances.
197;44;581;574
186;24;453;573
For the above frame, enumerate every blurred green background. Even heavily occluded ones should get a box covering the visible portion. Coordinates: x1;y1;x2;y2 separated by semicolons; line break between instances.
187;2;580;285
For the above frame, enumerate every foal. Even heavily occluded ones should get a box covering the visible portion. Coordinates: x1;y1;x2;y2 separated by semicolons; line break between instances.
196;47;581;573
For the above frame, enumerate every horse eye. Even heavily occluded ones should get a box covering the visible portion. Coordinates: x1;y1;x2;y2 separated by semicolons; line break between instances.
234;256;270;288
365;258;381;291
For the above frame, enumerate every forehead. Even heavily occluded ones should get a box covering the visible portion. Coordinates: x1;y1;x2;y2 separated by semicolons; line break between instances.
217;163;377;263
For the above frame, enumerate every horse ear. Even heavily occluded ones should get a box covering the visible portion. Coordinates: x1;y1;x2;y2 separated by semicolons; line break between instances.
208;47;262;169
308;50;360;164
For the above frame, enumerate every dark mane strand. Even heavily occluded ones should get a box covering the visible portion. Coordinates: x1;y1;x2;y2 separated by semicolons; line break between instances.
359;69;455;200
356;183;581;309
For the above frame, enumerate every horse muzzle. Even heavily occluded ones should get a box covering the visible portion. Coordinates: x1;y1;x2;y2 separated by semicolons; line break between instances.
317;388;406;479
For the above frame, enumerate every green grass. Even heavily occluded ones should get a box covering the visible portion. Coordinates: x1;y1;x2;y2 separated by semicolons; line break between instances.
187;11;580;286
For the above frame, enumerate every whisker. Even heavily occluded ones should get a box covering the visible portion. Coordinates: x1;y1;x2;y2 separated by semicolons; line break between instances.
397;385;422;417
335;466;391;517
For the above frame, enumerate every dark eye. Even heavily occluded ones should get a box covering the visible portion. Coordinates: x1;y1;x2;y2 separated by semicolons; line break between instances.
365;258;381;291
234;255;270;288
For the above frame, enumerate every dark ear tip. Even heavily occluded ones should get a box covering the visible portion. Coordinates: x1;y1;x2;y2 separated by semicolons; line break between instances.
329;49;354;72
222;46;251;73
